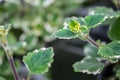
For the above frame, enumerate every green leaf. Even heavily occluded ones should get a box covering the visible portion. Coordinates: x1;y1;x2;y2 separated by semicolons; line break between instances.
12;41;27;54
73;58;104;75
7;33;17;45
64;17;86;27
7;33;26;54
116;69;120;78
84;44;99;57
0;77;5;80
23;47;54;74
77;17;86;26
108;17;120;40
98;41;120;60
54;28;78;39
84;15;106;28
55;18;89;40
89;7;120;18
20;34;38;50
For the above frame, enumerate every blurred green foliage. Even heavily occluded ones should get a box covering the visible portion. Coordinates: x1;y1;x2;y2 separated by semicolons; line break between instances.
0;0;85;79
0;0;85;41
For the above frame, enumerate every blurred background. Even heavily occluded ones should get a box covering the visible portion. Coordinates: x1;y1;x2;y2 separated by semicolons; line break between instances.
0;0;118;80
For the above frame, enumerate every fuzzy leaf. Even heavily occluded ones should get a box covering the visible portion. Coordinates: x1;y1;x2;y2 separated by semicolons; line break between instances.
98;41;120;60
7;33;26;54
0;77;5;80
23;47;54;74
89;7;120;18
77;17;86;26
54;28;77;39
7;33;17;45
12;41;27;54
84;15;106;28
20;34;38;50
108;17;120;40
84;44;99;57
73;58;104;75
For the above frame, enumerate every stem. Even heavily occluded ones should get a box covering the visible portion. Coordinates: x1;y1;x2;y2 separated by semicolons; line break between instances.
87;37;107;78
9;57;20;80
117;0;120;10
27;73;31;80
87;36;99;48
0;38;20;80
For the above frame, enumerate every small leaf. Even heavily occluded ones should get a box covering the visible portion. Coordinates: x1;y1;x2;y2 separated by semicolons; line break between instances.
108;17;120;40
73;58;104;75
23;47;54;74
84;44;99;57
89;7;120;18
12;41;27;54
7;33;26;54
54;28;78;39
7;33;17;45
98;41;120;60
0;77;6;80
77;17;86;26
84;15;106;28
20;33;38;50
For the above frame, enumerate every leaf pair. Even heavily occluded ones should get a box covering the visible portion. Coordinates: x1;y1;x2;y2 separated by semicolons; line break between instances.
55;15;106;40
73;41;120;75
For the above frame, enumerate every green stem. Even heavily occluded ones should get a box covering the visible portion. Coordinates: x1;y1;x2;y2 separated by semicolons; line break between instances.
0;37;20;80
87;36;99;48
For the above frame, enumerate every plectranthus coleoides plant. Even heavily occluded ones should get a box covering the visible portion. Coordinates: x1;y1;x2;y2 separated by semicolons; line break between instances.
54;7;120;79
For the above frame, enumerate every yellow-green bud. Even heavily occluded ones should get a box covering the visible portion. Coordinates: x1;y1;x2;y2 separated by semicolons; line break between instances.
69;20;80;33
